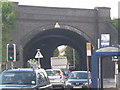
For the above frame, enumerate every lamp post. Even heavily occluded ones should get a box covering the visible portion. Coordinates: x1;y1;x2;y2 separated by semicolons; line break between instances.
73;48;75;69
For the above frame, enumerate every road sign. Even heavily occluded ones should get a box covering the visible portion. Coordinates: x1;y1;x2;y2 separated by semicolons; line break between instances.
100;34;110;48
86;42;91;56
35;50;43;58
54;22;60;28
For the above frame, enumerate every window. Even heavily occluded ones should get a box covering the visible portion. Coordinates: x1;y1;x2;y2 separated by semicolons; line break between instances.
69;72;88;79
0;71;36;85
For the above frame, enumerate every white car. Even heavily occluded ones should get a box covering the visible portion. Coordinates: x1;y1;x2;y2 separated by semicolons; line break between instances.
46;69;67;89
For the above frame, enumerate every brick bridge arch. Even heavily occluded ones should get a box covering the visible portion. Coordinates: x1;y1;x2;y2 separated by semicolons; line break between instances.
19;24;94;70
20;24;94;48
11;2;118;77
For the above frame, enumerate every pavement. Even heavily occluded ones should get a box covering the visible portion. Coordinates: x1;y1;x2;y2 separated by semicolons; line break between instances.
102;79;119;90
103;79;116;88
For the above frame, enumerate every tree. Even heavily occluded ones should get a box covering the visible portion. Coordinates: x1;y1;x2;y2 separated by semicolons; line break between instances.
65;46;73;65
65;46;80;70
1;1;16;63
53;48;59;57
111;18;120;32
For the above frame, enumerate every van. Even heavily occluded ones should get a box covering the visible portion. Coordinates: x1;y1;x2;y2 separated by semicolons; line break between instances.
0;68;52;90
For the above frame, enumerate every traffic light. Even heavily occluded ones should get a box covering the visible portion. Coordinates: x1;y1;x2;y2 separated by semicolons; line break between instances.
112;55;119;62
7;44;16;62
113;56;118;59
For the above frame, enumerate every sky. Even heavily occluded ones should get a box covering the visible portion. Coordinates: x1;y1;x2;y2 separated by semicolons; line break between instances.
8;0;119;19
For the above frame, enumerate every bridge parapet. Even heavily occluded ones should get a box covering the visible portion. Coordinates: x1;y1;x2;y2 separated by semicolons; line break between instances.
13;2;111;22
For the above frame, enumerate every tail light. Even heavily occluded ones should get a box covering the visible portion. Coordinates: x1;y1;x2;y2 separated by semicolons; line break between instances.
60;72;62;79
68;74;70;77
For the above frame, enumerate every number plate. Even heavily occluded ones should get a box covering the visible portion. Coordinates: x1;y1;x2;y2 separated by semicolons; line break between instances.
49;79;55;80
73;86;82;88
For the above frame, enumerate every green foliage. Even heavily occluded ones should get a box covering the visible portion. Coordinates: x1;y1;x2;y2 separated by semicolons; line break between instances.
1;1;16;63
74;50;81;70
65;46;73;65
65;46;80;70
53;48;59;57
2;1;16;30
111;18;120;32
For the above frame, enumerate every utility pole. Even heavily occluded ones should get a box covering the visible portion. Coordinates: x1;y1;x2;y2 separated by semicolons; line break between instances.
73;48;75;69
98;39;101;88
112;56;119;87
115;61;118;87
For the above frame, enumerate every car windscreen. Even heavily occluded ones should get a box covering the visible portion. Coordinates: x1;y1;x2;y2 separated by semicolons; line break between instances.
46;70;60;76
0;71;36;85
62;69;70;75
69;72;88;79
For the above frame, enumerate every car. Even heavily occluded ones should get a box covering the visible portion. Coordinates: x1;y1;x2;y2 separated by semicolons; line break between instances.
45;69;68;89
65;71;91;89
61;69;71;78
0;68;52;90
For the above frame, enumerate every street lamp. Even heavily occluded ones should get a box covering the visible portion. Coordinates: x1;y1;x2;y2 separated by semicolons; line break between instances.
73;48;75;69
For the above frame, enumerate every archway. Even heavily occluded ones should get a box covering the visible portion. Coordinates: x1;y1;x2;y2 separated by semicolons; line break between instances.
22;24;93;70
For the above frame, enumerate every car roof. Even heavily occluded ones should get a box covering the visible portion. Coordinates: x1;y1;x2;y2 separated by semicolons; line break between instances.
46;69;62;71
3;68;45;73
71;71;90;73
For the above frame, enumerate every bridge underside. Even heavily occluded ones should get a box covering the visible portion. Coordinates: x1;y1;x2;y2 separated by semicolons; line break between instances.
23;28;88;70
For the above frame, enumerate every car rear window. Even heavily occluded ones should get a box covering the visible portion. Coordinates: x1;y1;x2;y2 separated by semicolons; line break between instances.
46;70;60;76
0;71;36;85
69;72;88;79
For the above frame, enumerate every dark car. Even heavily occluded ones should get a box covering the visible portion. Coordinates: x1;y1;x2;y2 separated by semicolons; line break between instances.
0;68;52;90
65;71;91;89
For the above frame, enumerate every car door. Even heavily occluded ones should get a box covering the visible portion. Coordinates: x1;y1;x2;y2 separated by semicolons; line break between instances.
37;72;52;89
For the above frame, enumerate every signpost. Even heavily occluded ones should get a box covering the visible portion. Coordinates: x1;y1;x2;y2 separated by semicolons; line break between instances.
35;49;43;68
114;61;119;87
112;55;119;87
86;42;91;88
86;42;91;56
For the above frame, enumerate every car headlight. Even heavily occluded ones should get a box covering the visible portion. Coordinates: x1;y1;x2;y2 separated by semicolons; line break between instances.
83;81;91;86
83;82;88;85
65;82;72;85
